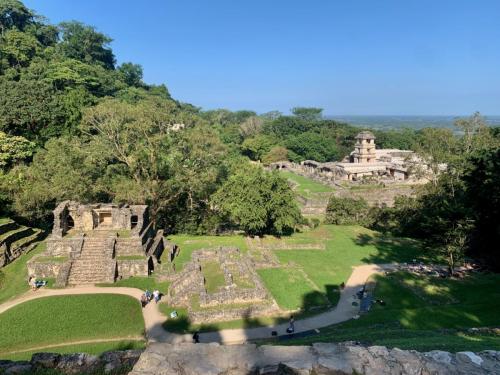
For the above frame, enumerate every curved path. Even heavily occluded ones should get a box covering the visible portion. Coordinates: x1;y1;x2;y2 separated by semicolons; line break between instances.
0;264;395;346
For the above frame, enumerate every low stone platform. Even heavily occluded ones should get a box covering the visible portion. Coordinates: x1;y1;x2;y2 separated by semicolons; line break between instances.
129;342;500;375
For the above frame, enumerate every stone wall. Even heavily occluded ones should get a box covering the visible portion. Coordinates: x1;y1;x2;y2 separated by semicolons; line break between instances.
26;260;64;278
115;238;144;256
46;236;84;257
0;350;142;375
117;259;149;278
129;342;500;375
189;303;278;324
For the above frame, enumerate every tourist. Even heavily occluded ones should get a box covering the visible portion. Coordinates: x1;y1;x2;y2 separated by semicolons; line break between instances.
140;293;148;308
145;289;152;301
153;289;161;303
192;331;200;343
28;275;37;291
287;315;295;333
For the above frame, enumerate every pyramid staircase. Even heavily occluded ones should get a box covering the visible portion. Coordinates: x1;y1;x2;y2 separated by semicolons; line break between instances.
67;231;117;285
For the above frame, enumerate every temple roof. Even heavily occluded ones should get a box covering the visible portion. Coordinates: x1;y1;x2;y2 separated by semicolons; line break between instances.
355;131;376;140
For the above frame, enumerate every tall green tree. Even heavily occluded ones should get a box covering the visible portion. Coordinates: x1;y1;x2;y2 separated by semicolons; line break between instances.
58;21;115;69
212;165;302;235
291;107;323;121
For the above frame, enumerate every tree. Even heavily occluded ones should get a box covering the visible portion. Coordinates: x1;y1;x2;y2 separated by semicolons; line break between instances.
262;146;288;164
0;131;35;168
286;132;340;162
241;134;275;161
0;0;33;35
239;115;263;138
463;148;500;270
291;107;323;121
0;28;40;68
212;165;302;235
58;21;115;69
325;196;371;225
118;62;143;87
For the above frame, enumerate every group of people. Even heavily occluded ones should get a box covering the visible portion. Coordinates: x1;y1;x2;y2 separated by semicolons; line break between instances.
28;276;47;291
140;289;161;307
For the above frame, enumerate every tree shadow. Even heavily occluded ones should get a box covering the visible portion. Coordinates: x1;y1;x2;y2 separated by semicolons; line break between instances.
355;232;431;264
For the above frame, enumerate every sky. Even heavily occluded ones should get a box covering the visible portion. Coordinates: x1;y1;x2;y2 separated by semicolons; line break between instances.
24;0;500;115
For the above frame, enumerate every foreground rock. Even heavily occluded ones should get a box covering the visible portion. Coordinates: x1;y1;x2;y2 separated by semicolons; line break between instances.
129;342;500;375
0;350;142;374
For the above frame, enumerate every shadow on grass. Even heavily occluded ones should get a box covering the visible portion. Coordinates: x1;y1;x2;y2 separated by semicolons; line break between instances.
355;232;433;264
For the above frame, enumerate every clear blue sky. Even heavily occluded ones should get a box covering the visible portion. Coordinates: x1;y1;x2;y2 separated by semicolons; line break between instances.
24;0;500;115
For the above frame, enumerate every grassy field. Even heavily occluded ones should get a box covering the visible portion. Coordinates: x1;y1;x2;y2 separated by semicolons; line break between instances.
260;225;426;309
269;271;500;351
0;242;47;304
280;171;334;199
0;294;145;356
164;234;248;270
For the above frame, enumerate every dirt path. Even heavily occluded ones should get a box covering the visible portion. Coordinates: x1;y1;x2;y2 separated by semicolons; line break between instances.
0;264;396;346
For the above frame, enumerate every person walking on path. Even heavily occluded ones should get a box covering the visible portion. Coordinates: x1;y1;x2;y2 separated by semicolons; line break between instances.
287;315;295;333
153;289;160;304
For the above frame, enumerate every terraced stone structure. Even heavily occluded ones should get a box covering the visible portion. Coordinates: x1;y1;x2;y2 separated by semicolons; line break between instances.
28;201;170;286
167;247;279;323
0;218;43;268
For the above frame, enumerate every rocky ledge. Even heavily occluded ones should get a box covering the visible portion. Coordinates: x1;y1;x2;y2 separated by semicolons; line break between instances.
130;342;500;375
0;350;142;375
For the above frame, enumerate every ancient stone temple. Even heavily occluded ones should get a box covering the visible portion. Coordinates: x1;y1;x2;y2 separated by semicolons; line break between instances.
28;201;171;286
352;131;377;163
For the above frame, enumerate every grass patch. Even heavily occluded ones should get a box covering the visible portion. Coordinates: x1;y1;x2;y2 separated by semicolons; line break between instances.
201;261;225;294
0;294;145;355
165;234;248;271
264;225;427;307
280;171;334;199
258;268;327;310
0;242;47;304
1;340;146;361
270;271;500;352
0;218;12;225
98;277;169;293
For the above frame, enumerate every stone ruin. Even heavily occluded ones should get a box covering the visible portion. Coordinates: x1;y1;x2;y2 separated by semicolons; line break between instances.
28;201;176;286
167;247;279;324
270;131;446;184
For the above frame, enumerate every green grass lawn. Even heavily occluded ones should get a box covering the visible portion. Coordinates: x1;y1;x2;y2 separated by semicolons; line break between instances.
201;261;226;293
164;234;248;270
98;276;169;293
261;225;427;309
0;242;46;304
271;271;500;352
280;171;334;199
0;294;145;356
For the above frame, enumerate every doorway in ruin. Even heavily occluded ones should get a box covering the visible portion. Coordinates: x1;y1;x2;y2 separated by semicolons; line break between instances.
98;212;112;227
66;215;75;231
131;215;138;229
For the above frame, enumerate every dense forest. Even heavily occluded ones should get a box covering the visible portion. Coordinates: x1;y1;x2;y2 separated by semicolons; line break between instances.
0;1;498;269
